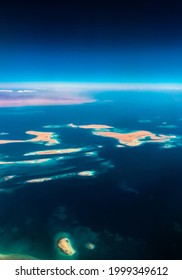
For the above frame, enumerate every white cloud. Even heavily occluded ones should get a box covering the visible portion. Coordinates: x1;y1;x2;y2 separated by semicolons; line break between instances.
0;89;13;92
17;90;35;93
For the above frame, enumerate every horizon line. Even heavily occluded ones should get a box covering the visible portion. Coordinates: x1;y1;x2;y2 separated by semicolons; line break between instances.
1;82;182;91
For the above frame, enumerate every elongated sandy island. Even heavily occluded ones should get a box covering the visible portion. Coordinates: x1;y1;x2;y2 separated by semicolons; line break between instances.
68;123;113;129
0;158;50;165
79;124;113;129
26;177;52;183
0;139;24;144
24;148;83;156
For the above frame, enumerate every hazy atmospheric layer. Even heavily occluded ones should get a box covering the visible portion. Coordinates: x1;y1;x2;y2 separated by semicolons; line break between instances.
1;82;182;107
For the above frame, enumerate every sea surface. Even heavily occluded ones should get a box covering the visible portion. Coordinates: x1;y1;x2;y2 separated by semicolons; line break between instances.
0;91;182;259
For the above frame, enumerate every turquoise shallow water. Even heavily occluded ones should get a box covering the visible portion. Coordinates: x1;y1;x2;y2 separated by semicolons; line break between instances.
0;91;182;259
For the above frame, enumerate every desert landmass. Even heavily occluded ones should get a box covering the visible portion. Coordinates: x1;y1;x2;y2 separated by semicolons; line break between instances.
0;93;95;107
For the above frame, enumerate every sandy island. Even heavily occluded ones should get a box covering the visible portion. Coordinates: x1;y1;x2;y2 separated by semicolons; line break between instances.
24;148;83;156
68;123;112;129
78;124;113;130
0;131;59;146
72;123;176;147
93;130;175;146
78;171;95;177
26;131;59;145
0;158;50;165
0;139;24;144
26;177;52;183
26;170;96;183
57;237;76;256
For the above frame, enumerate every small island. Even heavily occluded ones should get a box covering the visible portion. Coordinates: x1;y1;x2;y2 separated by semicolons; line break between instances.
68;123;112;129
78;171;95;177
26;131;60;145
26;177;52;183
79;124;113;130
24;148;82;156
0;130;60;146
0;158;50;165
86;242;96;250
0;139;23;144
57;237;76;256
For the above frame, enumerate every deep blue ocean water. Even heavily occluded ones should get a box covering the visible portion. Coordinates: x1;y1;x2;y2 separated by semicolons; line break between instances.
0;91;182;259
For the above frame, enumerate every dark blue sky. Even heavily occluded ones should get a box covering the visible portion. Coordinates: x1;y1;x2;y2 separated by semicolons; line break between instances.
1;0;182;83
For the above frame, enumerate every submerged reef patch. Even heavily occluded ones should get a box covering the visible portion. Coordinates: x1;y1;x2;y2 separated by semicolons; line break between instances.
86;242;96;250
0;253;37;260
